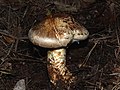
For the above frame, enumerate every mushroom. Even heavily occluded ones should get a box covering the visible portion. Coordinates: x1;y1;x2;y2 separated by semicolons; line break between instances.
28;14;89;85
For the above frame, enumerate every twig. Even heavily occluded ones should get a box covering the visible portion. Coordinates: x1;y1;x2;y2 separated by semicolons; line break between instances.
8;6;11;30
116;23;120;46
0;39;7;46
0;43;14;65
10;58;46;63
79;40;99;68
114;17;120;59
0;31;16;39
14;38;19;52
0;70;11;75
13;52;44;60
112;82;120;90
0;31;28;40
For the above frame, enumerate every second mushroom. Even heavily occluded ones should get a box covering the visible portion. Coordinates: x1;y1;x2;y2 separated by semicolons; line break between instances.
28;14;89;85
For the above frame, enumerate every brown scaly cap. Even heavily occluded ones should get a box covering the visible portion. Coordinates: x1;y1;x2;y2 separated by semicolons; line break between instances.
28;14;73;48
28;14;89;48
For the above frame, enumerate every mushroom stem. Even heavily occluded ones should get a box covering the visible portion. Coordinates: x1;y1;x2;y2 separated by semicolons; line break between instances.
47;48;73;85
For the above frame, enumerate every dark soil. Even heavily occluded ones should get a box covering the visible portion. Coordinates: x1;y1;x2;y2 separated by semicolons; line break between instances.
0;0;120;90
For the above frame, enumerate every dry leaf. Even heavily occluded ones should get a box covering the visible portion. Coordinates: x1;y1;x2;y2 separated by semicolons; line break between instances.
3;36;15;44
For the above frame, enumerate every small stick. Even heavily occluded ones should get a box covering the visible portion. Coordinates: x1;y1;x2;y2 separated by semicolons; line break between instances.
79;40;99;68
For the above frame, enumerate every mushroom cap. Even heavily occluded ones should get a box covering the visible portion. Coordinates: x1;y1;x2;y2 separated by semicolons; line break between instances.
72;23;89;42
28;14;89;48
28;14;73;48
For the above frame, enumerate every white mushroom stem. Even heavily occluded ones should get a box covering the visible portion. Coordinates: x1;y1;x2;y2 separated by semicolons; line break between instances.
47;48;73;85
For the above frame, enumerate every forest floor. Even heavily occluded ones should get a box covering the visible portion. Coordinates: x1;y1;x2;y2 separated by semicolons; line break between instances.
0;0;120;90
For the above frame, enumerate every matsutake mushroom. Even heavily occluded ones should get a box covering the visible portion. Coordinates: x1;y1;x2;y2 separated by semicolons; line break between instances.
28;14;89;85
